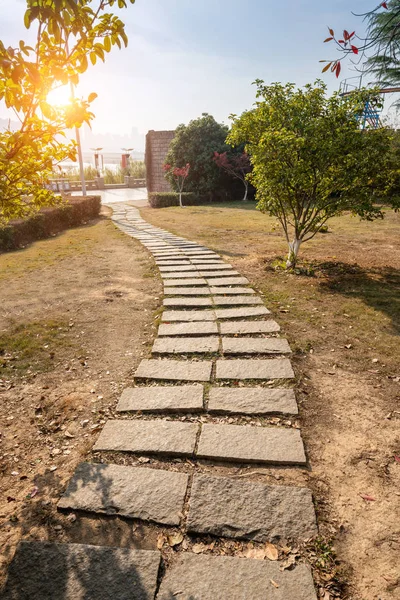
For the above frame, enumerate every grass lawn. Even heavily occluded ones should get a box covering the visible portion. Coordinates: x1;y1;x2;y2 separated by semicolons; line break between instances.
141;201;400;600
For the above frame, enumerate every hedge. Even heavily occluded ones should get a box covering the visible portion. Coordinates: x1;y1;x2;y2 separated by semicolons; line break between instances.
148;192;209;208
0;195;101;252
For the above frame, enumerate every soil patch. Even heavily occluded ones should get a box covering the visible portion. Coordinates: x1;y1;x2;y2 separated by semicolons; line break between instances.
0;207;161;585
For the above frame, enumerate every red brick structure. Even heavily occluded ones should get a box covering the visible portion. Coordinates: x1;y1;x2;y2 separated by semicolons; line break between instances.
145;130;175;193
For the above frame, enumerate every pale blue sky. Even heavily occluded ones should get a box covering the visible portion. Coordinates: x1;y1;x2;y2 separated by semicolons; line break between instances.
0;0;371;144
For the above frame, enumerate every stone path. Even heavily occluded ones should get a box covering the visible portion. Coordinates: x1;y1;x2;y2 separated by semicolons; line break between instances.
2;203;318;599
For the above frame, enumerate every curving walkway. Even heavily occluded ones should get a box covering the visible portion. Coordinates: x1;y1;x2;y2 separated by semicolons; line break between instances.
1;203;318;600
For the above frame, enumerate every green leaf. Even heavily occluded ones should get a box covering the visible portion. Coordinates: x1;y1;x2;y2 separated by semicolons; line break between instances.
24;10;31;29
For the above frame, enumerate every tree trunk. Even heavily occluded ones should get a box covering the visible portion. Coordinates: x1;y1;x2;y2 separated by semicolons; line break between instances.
286;238;301;268
179;191;183;207
242;181;248;201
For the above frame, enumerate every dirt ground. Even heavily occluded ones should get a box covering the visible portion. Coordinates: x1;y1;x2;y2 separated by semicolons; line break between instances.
141;202;400;600
0;207;161;586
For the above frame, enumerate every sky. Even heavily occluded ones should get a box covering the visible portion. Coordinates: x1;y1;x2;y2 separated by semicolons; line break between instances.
0;0;378;149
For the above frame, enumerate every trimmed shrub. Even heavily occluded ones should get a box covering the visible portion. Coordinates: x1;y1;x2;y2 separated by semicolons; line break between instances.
0;195;101;252
148;192;209;208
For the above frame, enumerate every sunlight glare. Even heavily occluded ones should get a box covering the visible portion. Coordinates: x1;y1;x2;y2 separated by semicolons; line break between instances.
46;85;72;108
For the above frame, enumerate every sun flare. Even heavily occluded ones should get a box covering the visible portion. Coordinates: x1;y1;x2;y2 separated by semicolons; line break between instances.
46;85;72;108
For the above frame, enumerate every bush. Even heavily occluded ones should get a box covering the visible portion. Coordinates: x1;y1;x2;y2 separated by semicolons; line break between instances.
148;192;208;208
0;195;101;252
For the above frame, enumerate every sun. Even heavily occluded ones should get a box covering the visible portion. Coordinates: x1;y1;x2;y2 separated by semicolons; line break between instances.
46;85;73;108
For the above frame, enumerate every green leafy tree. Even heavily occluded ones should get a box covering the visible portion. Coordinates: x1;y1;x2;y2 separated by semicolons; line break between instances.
164;113;229;198
0;0;135;223
228;80;394;268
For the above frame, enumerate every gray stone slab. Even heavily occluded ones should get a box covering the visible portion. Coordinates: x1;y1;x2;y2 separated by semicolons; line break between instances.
216;359;295;380
207;277;249;286
155;260;191;265
159;266;198;272
161;272;205;279
152;337;219;354
187;475;317;541
222;337;291;354
163;297;213;307
210;286;255;295
191;259;225;264
58;462;189;526
162;309;216;322
216;306;270;319
195;264;233;270
163;278;208;286
1;542;161;600
164;287;211;296
213;296;262;306
220;320;280;334
157;553;317;600
198;270;239;277
135;359;213;381
117;384;204;413
158;322;218;336
197;423;306;465
208;387;298;415
93;419;198;456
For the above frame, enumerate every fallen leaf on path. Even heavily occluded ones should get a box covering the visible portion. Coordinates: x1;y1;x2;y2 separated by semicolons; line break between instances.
265;542;279;561
241;547;266;560
192;543;208;554
394;455;400;464
167;532;183;547
270;579;280;588
279;555;296;570
359;493;376;502
157;533;165;550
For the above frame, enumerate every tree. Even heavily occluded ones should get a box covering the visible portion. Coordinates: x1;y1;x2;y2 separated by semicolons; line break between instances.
164;113;229;198
213;151;251;201
0;0;135;223
163;163;190;207
228;80;394;268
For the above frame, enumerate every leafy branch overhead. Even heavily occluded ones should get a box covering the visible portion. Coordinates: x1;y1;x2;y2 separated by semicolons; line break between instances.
320;1;400;80
0;0;135;223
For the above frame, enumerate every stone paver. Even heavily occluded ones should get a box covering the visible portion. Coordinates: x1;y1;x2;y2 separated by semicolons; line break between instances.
220;320;280;334
187;475;317;540
206;277;249;286
164;287;211;296
208;387;298;415
152;337;219;354
210;286;255;295
157;553;317;600
216;358;295;380
155;260;191;265
196;423;307;465
212;296;263;306
163;297;213;307
198;270;239;277
161;272;206;279
222;337;291;354
93;419;198;456
58;462;188;525
215;306;270;319
158;322;218;336
195;264;233;271
191;259;225;264
162;309;216;322
1;542;161;600
159;266;198;272
135;359;213;381
117;384;204;412
163;278;208;286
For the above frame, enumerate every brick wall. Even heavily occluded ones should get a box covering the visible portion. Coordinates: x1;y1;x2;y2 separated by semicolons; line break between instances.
145;130;175;193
